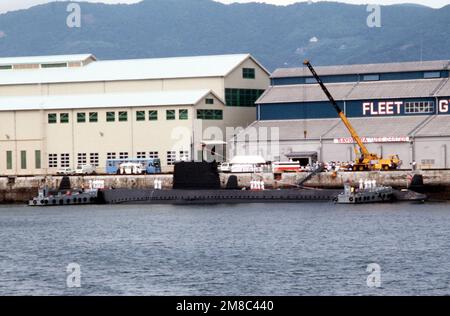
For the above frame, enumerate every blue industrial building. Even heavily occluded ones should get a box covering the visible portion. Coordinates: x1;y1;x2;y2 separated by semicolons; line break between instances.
233;60;450;169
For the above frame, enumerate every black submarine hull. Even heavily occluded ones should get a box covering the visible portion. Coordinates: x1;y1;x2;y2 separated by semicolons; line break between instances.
99;188;426;205
98;162;427;205
99;188;341;204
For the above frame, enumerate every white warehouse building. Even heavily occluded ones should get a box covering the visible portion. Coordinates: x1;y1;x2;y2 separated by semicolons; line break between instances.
0;53;270;175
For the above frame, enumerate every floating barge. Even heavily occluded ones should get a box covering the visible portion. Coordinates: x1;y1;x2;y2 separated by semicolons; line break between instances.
28;177;101;207
337;182;394;204
29;188;99;206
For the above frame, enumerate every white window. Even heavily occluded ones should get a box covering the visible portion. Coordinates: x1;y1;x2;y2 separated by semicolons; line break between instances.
77;153;87;166
119;152;129;160
167;151;176;165
149;152;159;159
180;151;190;161
60;153;70;168
363;74;380;81
90;153;99;167
424;72;440;79
405;101;435;114
137;152;146;159
48;154;58;168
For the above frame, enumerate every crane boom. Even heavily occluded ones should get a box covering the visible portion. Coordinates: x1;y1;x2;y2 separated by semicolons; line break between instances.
303;60;370;157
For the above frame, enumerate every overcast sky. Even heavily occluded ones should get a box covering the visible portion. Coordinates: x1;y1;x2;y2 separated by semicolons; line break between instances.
0;0;447;14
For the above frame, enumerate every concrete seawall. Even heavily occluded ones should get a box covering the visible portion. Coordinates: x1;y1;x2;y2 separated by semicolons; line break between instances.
1;170;450;203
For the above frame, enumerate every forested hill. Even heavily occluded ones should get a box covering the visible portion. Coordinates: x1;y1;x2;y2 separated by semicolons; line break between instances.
0;0;449;70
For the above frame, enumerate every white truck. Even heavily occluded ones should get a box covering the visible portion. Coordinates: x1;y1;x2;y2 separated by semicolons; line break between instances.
75;164;97;175
56;167;75;175
219;156;266;173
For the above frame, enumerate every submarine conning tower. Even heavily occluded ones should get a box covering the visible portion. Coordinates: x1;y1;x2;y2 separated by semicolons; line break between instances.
173;161;221;190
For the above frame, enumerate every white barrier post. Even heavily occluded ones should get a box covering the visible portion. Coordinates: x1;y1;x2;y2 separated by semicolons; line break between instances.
154;179;163;190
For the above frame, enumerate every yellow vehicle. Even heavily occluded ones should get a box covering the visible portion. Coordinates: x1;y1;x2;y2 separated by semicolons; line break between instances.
303;60;401;171
352;153;401;171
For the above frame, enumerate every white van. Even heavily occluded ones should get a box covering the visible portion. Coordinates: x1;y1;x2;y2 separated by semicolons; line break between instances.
218;162;231;173
56;167;75;175
75;164;96;175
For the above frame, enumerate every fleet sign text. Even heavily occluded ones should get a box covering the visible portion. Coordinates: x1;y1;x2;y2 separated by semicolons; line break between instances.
363;101;403;116
439;100;449;113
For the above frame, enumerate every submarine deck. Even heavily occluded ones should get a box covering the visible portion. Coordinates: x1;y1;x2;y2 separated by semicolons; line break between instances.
100;188;426;205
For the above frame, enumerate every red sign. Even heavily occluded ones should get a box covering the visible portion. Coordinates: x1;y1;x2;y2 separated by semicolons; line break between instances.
334;137;410;144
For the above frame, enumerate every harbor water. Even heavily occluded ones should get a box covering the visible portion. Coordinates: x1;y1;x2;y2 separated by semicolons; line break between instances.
0;202;449;296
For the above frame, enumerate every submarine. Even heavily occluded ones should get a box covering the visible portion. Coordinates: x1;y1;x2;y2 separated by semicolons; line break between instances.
99;161;427;205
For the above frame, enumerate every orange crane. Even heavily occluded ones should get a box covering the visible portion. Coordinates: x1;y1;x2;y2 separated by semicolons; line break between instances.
303;60;401;171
